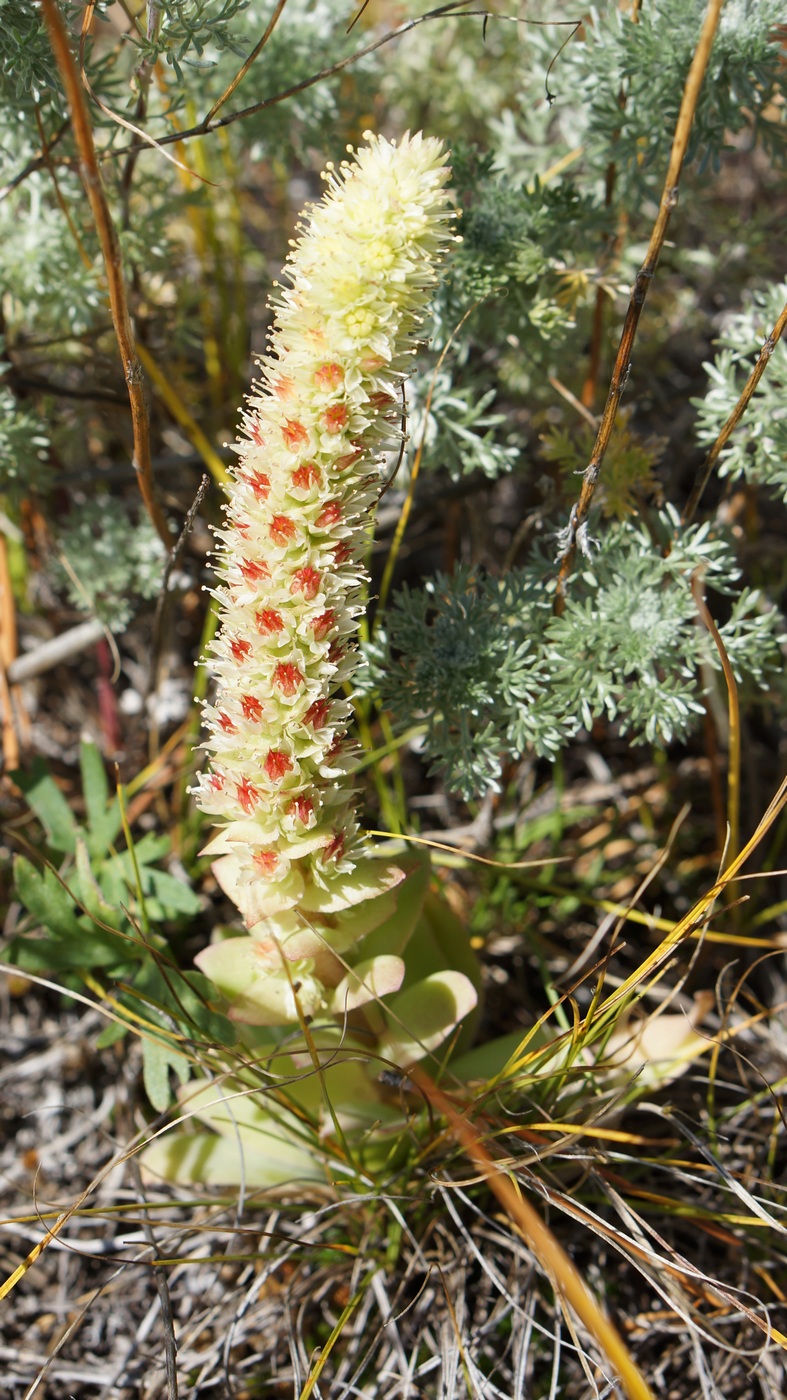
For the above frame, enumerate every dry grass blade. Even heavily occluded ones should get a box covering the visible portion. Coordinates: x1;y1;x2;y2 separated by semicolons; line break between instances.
408;1064;657;1400
582;774;787;1030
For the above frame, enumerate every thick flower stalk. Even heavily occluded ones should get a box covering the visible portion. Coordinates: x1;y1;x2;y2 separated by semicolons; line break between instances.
194;132;455;1025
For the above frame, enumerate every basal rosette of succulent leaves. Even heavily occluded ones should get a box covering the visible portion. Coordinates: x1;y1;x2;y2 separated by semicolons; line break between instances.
193;132;473;1035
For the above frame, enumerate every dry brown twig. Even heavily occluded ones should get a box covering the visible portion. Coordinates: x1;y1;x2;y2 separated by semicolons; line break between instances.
554;0;725;608
39;0;174;552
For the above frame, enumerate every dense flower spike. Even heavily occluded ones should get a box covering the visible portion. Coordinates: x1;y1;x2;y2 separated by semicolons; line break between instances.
193;132;454;1020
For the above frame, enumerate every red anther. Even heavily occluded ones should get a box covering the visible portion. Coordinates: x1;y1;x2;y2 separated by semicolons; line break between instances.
236;777;260;813
316;500;342;530
289;795;314;824
270;514;296;545
314;362;344;392
322;403;349;434
291;461;321;491
273;662;303;697
368;391;395;410
249;421;265;446
230;637;252;662
245;470;271;501
234;518;250;538
209;771;226;790
328;641;345;665
239;558;270;585
265;750;292;782
332;542;352;566
322;831;345;863
312;609;336;640
304;698;330;729
255;608;284;635
290;566;320;600
218;711;237;734
241;694;264;722
282;419;309;451
325;736;343;762
253;849;279;875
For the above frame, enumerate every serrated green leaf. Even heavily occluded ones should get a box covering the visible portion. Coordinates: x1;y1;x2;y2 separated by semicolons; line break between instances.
74;837;123;929
145;869;203;917
3;931;133;973
143;1034;191;1113
11;759;77;853
14;854;84;939
80;741;122;857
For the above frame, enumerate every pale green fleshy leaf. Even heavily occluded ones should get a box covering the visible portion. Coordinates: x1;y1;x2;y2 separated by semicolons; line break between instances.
327;955;405;1014
377;971;478;1067
299;860;405;914
212;853;305;923
140;1131;323;1187
194;936;323;1025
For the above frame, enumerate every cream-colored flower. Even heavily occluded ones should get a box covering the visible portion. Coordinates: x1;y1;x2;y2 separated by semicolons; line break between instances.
193;132;453;1021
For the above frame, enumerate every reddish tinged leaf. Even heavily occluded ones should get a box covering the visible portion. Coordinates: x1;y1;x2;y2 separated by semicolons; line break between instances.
290;566;321;599
265;750;292;782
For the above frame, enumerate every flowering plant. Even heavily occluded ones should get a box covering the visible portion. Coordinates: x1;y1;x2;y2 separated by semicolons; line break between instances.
189;131;478;1056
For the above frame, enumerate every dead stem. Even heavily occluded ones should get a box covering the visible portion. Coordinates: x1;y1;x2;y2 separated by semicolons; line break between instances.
39;0;174;551
555;0;725;609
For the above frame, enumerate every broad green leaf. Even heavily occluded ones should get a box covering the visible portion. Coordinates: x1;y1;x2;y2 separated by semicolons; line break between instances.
357;854;431;961
12;759;77;854
80;742;122;856
450;1029;542;1084
95;1020;130;1049
145;868;203;917
401;892;482;1056
141;1125;325;1188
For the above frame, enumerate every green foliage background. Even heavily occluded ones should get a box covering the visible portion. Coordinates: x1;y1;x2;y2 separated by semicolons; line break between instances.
1;0;785;791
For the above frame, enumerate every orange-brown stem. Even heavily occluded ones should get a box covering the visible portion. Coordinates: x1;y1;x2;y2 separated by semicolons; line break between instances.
40;0;174;550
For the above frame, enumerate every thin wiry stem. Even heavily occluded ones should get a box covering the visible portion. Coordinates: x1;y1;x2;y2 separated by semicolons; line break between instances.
682;296;787;525
691;571;740;870
94;6;578;163
39;0;174;551
554;0;725;609
202;0;290;125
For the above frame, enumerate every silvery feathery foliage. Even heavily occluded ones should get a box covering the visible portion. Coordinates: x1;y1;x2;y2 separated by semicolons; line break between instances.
52;499;167;630
370;510;784;799
693;283;787;502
